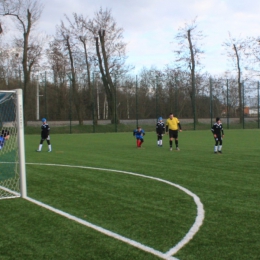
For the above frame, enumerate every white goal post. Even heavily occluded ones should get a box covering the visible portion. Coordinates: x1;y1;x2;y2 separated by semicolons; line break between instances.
0;89;27;199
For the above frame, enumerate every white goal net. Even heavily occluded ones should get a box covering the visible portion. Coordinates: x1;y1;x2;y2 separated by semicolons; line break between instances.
0;89;26;200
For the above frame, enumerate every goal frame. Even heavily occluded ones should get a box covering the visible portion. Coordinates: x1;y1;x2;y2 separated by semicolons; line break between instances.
0;89;27;198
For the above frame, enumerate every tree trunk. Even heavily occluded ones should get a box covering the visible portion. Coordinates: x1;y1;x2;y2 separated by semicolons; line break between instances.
21;10;33;126
66;36;83;125
81;38;98;125
233;44;243;123
95;30;119;124
187;29;198;125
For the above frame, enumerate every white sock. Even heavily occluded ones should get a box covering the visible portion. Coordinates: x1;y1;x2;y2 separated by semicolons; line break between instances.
48;145;52;151
214;146;218;152
218;145;222;151
38;144;42;151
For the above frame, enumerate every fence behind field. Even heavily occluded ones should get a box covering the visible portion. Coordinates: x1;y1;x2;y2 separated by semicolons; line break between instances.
1;74;260;133
27;116;260;134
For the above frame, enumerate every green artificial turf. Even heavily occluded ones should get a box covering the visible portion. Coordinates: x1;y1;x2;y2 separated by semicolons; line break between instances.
1;129;260;259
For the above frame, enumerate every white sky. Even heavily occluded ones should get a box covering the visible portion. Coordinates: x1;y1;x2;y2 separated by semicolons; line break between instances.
6;0;260;76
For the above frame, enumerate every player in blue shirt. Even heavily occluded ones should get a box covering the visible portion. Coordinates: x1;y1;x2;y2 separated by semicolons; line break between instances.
133;126;145;148
0;129;10;150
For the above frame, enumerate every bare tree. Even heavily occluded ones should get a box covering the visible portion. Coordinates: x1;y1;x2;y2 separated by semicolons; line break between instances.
244;37;260;77
119;76;136;119
222;33;249;123
47;40;69;84
90;8;128;123
55;19;85;124
174;17;205;125
66;13;94;88
0;42;22;84
46;40;70;119
0;0;44;122
64;13;97;124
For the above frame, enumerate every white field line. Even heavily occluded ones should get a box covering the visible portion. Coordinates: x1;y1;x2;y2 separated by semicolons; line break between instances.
0;185;20;200
2;162;204;259
25;196;178;260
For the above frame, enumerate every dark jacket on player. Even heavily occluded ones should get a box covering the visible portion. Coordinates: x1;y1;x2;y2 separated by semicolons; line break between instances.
211;123;224;136
41;123;50;139
156;122;165;134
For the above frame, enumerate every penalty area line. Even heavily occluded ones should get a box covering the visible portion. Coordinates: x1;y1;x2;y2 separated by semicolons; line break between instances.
25;196;179;260
25;163;205;259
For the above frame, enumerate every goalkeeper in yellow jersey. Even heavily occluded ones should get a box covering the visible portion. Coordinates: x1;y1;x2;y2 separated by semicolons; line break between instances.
166;113;182;151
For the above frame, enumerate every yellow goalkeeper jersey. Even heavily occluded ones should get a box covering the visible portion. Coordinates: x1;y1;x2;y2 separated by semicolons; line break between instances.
166;117;180;130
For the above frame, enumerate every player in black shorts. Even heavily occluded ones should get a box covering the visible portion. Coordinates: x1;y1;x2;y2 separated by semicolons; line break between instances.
156;117;165;147
211;117;224;154
166;113;182;151
36;118;52;152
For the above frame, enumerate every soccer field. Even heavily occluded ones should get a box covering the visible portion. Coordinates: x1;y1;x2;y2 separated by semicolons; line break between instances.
1;129;260;259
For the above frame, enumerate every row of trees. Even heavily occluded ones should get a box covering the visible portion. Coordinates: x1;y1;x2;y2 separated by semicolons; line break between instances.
1;65;259;124
0;0;260;124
